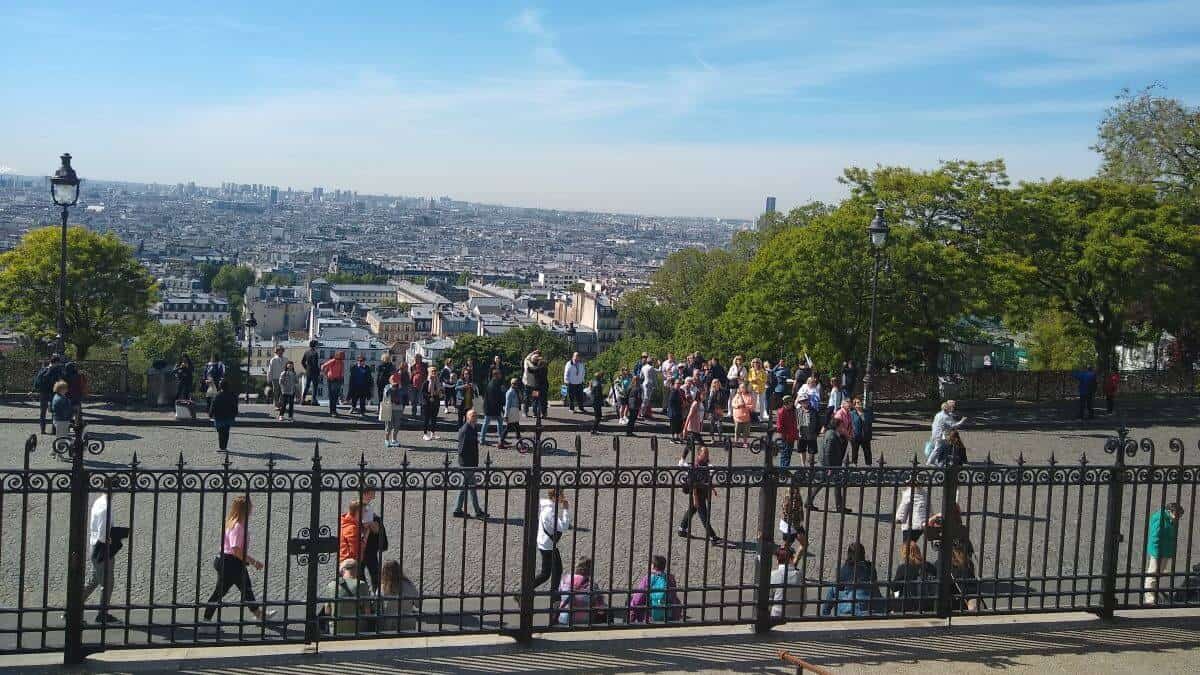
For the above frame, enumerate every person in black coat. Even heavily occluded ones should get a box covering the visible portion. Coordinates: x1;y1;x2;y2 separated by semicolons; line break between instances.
35;354;65;434
481;370;506;445
666;379;684;443
452;410;488;519
300;340;321;405
172;355;194;403
375;354;396;408
891;540;938;613
210;382;239;452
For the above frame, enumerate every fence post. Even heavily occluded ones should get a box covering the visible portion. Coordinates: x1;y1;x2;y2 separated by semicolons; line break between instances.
62;420;90;665
516;440;542;643
935;464;960;619
1098;428;1130;620
754;433;778;634
303;442;322;645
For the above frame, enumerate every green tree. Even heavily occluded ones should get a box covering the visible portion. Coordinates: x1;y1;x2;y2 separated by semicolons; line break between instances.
211;264;256;324
257;271;295;286
1025;310;1093;371
326;271;389;284
589;336;673;381
0;226;156;360
129;323;193;372
456;271;472;286
993;178;1194;372
196;262;222;292
616;289;676;342
1095;86;1200;206
193;320;245;390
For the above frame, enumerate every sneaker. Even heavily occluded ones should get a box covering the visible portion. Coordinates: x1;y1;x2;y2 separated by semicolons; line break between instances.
452;510;467;518
94;612;121;625
260;609;278;621
677;528;688;538
475;511;490;519
422;433;432;441
709;536;724;545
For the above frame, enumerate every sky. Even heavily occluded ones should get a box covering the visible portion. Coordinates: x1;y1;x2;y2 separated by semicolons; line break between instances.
2;1;1198;218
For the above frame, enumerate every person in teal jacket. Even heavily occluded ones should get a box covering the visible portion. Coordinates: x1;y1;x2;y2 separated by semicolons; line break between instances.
1144;503;1184;604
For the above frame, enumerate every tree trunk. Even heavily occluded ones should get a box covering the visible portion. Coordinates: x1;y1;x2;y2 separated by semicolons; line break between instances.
923;340;941;376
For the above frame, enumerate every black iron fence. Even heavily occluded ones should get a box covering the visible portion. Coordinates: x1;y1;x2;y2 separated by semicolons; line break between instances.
1;426;1198;665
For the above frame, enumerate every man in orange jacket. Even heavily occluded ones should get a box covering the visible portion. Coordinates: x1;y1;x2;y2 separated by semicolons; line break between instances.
338;501;363;566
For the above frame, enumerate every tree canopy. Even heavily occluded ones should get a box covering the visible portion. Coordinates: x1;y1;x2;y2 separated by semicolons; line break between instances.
0;226;156;360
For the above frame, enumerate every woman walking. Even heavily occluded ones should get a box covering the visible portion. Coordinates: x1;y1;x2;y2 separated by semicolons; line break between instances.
666;378;684;443
683;393;704;446
276;361;298;421
532;488;571;622
210;381;239;453
203;496;275;624
705;379;726;442
677;446;722;545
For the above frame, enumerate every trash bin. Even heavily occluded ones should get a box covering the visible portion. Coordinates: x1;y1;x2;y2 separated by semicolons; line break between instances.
146;360;173;407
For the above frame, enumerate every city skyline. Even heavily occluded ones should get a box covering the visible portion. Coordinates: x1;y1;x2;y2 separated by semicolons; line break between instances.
3;1;1199;218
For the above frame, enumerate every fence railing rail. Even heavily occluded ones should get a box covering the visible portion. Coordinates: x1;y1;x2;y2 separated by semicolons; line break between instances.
1;425;1197;665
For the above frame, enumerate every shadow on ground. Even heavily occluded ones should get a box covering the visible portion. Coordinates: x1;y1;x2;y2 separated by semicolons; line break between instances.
8;612;1199;673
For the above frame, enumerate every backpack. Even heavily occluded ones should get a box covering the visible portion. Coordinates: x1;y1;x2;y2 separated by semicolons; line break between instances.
648;573;669;622
33;367;49;393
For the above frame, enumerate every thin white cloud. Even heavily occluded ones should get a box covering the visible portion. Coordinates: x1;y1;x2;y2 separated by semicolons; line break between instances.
988;46;1200;87
508;7;550;38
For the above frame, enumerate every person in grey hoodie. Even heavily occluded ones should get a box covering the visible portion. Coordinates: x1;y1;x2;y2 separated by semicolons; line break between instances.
276;361;298;421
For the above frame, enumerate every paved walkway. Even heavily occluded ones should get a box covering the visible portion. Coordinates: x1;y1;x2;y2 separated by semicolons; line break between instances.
2;610;1198;673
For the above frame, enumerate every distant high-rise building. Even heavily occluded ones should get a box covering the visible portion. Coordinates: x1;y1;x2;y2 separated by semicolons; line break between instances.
269;187;278;205
765;196;776;214
313;187;324;201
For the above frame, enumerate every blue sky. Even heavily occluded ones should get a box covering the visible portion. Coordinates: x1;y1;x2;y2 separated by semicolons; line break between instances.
2;1;1198;218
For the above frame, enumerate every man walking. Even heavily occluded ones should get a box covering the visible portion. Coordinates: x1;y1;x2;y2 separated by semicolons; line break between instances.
564;353;587;413
453;409;488;519
82;479;122;624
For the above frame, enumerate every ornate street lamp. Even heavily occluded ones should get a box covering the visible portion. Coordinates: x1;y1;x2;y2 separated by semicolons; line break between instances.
863;204;889;414
49;154;81;356
244;312;258;402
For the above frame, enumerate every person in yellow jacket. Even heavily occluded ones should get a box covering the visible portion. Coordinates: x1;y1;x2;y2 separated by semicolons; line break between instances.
747;358;768;422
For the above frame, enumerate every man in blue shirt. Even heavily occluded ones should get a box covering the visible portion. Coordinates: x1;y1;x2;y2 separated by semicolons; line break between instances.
1073;366;1097;420
771;358;791;411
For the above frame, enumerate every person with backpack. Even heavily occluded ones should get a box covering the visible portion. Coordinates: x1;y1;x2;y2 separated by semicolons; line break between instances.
557;558;607;626
201;354;226;416
322;558;373;635
34;355;64;434
628;555;682;623
530;488;571;621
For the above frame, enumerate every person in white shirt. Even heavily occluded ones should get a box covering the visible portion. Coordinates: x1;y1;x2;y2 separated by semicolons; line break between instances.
563;353;587;413
769;546;805;618
265;346;287;405
530;489;571;619
930;400;967;445
896;482;931;542
82;485;119;624
659;354;677;415
640;360;658;418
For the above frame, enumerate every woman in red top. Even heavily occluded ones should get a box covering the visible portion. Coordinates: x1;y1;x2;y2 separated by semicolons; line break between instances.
338;501;364;565
1103;373;1120;414
774;395;799;468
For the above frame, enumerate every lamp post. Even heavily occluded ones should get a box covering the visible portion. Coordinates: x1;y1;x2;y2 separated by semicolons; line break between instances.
244;312;258;402
862;204;889;414
49;154;81;357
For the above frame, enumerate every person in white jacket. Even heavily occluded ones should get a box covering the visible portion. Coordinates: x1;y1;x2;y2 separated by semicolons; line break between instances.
265;346;287;405
530;488;571;620
563;353;587;413
769;546;805;618
896;482;931;543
